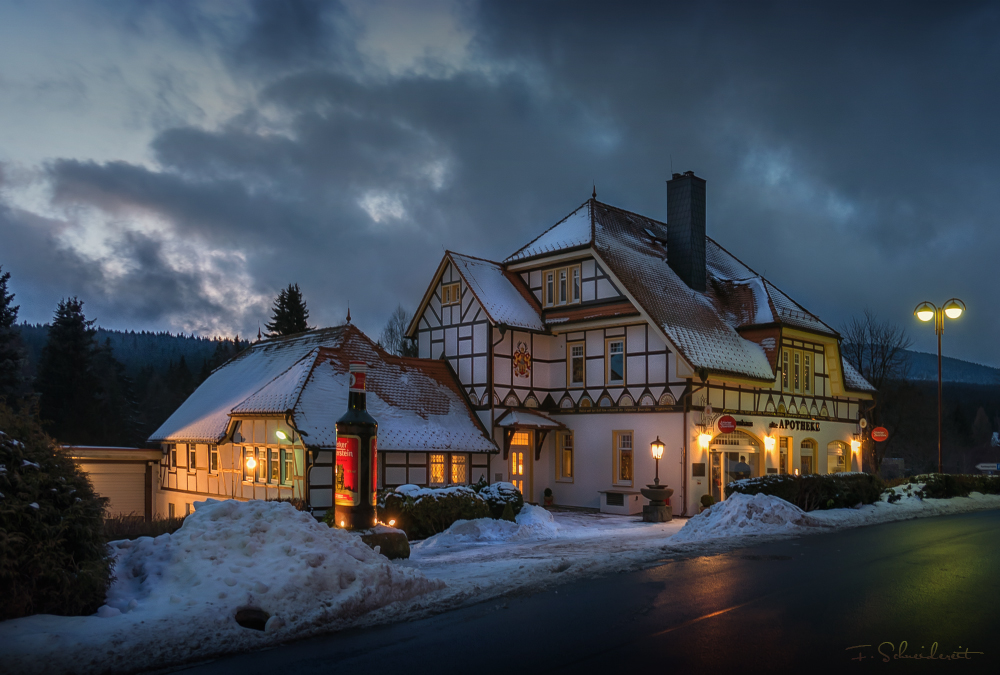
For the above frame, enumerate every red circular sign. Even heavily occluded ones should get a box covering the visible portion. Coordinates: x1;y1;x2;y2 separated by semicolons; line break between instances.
871;427;889;442
717;415;737;433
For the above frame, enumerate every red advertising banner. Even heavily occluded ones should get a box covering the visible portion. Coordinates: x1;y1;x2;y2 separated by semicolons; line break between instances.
335;435;360;506
717;415;737;433
871;427;889;442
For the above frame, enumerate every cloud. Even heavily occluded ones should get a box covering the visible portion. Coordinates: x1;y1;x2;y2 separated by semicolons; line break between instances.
2;0;999;365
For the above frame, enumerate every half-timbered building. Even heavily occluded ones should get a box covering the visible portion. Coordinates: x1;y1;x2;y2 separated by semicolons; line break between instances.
407;172;875;516
149;325;497;517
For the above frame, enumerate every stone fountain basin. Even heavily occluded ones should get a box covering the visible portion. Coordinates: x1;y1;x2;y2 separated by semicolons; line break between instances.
640;486;674;501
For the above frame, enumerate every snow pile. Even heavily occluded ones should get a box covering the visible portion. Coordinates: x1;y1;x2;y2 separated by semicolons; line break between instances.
0;499;442;674
103;499;441;622
672;493;829;542
415;505;560;548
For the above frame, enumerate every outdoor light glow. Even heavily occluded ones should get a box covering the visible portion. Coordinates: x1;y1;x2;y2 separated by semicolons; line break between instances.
698;433;712;449
851;439;861;453
914;301;935;322
245;456;257;470
389;519;396;526
340;520;345;527
764;436;775;451
275;429;288;441
943;298;966;319
650;436;665;460
794;469;800;476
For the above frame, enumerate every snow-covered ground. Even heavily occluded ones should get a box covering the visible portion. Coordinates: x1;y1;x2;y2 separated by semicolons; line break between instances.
3;489;1000;674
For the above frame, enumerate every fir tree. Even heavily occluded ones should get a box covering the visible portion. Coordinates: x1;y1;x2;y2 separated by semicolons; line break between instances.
0;265;27;402
35;298;101;443
265;283;311;337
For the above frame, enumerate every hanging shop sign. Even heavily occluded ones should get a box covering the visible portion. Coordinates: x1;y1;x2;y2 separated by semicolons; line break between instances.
871;427;889;442
717;415;737;433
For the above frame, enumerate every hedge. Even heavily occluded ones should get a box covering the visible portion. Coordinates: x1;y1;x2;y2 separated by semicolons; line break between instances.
375;485;491;540
475;480;524;519
0;403;112;620
725;472;885;512
889;473;1000;500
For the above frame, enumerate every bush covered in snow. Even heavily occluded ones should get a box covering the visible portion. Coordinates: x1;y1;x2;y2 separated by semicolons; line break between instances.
474;481;524;519
379;485;491;540
725;472;884;511
0;403;112;620
887;473;1000;500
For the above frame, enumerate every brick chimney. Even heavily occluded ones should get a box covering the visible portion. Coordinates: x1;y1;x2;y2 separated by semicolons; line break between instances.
667;171;707;292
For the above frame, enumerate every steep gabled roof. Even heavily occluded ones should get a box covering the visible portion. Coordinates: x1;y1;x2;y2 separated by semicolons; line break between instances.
149;325;498;453
449;252;545;331
505;201;593;263
149;328;349;443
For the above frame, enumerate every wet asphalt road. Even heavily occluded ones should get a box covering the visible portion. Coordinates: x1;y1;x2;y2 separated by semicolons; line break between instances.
176;509;1000;674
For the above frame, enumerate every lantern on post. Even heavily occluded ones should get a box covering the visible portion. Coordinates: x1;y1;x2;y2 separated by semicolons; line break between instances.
650;436;665;486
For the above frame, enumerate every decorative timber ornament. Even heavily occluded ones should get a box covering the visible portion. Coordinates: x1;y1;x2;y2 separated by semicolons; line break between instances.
512;341;532;379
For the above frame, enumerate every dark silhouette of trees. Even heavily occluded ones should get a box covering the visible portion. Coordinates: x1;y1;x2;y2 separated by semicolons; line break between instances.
265;284;311;337
0;265;27;402
379;304;418;356
841;309;913;475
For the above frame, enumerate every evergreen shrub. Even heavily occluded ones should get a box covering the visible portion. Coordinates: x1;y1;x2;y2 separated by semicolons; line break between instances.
373;485;490;540
474;480;524;519
725;473;884;512
0;403;112;620
893;474;1000;499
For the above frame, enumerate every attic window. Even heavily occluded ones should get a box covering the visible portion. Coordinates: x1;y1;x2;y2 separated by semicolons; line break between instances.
441;282;461;306
544;264;581;308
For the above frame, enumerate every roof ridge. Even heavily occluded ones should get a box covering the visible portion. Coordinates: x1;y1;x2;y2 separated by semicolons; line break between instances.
505;199;592;261
593;198;669;228
447;250;503;266
230;348;319;414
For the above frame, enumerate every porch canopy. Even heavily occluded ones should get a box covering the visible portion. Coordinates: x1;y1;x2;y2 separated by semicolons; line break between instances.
495;409;566;460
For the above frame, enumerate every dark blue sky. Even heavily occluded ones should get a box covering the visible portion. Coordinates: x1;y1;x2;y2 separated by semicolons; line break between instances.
0;0;997;366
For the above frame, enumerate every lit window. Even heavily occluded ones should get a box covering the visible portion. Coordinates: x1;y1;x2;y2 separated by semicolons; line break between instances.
450;454;467;484
568;343;585;387
557;432;574;482
257;448;267;482
613;431;633;485
269;448;279;483
543;264;582;308
429;453;446;485
607;339;625;384
281;449;294;485
242;447;252;481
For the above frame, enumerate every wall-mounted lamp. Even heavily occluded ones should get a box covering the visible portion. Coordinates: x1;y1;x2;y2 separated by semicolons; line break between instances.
850;439;861;454
764;436;776;452
697;433;712;450
275;429;289;441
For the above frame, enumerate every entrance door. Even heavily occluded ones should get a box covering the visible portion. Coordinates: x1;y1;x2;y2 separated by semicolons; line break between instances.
510;431;532;499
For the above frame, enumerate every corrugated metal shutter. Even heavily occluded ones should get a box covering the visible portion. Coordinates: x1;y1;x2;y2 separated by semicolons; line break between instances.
79;463;146;517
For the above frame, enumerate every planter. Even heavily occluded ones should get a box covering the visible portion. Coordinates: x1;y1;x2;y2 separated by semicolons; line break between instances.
543;496;553;506
640;484;674;523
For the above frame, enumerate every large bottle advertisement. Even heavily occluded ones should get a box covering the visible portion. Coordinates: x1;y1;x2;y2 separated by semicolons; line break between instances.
335;435;360;506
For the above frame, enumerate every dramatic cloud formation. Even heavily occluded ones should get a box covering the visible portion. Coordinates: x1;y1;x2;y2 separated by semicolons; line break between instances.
1;0;998;365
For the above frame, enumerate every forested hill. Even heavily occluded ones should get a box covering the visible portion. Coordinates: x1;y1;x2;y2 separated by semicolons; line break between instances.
17;323;247;380
899;350;1000;385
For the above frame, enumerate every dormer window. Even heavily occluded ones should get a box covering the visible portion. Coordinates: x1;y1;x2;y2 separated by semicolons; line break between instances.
442;282;461;306
544;264;581;307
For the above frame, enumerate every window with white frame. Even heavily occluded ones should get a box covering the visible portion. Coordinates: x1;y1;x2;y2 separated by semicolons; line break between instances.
544;264;582;307
606;339;625;385
613;430;633;485
781;347;815;395
209;445;219;474
241;447;252;481
269;448;279;483
188;445;197;471
281;448;294;485
568;342;585;387
556;431;574;482
169;444;177;469
257;447;267;482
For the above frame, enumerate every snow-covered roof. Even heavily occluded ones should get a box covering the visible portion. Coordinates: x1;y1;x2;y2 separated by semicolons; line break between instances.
841;358;877;393
448;253;545;332
505;201;593;262
149;328;349;443
495;409;566;429
150;326;498;453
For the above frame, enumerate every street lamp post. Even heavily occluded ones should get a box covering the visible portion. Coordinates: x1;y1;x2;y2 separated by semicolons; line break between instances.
914;298;966;474
650;436;664;486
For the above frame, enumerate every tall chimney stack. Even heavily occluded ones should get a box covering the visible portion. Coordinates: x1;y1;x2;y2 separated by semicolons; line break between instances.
667;171;707;292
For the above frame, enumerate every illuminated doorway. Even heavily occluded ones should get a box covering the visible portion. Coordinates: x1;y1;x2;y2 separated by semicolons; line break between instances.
710;431;762;502
509;431;532;499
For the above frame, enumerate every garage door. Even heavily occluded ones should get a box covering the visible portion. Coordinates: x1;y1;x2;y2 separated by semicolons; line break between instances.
78;463;146;517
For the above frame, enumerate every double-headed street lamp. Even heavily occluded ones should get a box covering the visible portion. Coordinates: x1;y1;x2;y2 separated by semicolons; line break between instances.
913;298;966;474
